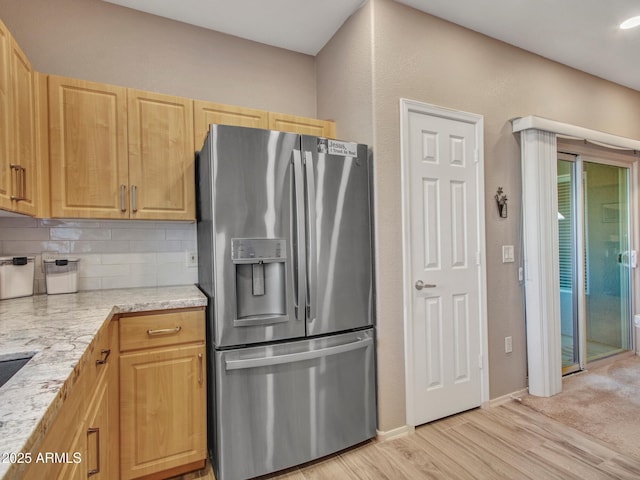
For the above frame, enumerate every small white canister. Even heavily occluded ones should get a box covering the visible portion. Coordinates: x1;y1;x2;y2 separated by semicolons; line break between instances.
44;258;80;295
0;256;35;300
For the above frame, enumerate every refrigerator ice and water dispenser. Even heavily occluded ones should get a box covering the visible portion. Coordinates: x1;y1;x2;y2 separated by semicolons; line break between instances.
231;238;287;324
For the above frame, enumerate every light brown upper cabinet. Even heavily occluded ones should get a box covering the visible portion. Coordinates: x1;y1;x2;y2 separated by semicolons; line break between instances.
128;89;194;220
48;76;195;220
268;112;336;139
10;36;37;215
0;19;11;212
0;18;37;216
193;100;268;150
48;75;129;219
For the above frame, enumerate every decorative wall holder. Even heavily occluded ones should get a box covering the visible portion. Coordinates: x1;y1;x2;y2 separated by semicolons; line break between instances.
495;187;508;218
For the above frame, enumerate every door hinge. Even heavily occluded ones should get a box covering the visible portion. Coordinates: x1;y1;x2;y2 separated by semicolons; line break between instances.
478;354;483;369
476;251;481;266
474;149;479;164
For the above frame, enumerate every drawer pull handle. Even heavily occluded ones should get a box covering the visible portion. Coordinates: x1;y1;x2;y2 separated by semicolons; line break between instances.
147;326;182;336
96;349;111;365
87;427;100;476
198;352;203;385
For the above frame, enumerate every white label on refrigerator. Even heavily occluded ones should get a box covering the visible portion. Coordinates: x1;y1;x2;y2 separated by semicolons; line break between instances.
327;140;358;157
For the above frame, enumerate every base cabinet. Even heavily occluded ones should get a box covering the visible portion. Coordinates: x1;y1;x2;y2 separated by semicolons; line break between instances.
119;309;206;480
22;320;118;480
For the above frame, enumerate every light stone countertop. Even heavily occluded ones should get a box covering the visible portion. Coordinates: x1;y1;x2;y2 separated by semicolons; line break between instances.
0;285;207;479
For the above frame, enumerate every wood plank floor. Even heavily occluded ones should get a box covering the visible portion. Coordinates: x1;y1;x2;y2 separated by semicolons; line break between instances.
258;401;640;480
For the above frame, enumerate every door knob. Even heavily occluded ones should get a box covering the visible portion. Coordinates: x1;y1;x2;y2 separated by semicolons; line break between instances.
415;280;436;290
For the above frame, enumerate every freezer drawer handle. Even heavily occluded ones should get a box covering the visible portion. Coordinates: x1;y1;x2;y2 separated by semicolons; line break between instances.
224;336;372;371
147;326;182;336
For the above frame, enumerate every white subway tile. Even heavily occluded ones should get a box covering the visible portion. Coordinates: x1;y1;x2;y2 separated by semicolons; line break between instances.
2;241;70;255
77;277;102;291
101;253;156;265
101;275;157;290
70;254;103;265
50;228;111;241
112;228;166;241
130;263;158;277
157;263;197;286
1;219;202;291
130;241;182;253
0;228;50;241
181;240;197;251
156;252;185;264
39;219;101;228
165;227;196;241
79;264;130;278
0;217;39;228
102;221;162;230
70;241;131;254
163;222;196;229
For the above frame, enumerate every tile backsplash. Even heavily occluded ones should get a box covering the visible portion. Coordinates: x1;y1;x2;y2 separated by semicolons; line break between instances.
0;217;198;293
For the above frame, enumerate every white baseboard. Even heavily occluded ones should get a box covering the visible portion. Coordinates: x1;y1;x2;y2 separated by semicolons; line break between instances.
376;424;415;442
483;388;529;408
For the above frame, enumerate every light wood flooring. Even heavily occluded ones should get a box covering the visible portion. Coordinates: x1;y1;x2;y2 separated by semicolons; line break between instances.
174;399;640;480
260;401;640;480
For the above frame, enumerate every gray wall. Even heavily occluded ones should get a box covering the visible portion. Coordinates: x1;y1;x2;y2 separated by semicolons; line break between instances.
317;0;640;432
0;0;317;116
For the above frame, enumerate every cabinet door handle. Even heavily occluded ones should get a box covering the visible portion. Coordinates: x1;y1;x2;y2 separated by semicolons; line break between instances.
147;326;182;336
9;164;18;200
96;349;111;366
20;165;26;201
131;185;137;213
198;352;203;385
120;184;127;212
10;164;25;201
87;427;100;477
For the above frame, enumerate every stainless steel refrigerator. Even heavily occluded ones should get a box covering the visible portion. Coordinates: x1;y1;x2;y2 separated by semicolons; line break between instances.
196;124;376;480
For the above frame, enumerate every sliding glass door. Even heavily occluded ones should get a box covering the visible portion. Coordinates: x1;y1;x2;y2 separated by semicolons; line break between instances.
558;157;579;372
558;155;632;373
584;162;631;362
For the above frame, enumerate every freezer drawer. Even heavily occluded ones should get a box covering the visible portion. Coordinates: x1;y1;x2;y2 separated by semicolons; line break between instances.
212;329;376;480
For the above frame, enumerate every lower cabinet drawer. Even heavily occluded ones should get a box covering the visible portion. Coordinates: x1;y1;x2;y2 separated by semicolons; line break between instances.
119;309;204;352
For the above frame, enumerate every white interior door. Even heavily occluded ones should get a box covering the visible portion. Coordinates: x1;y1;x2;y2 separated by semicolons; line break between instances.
401;100;487;426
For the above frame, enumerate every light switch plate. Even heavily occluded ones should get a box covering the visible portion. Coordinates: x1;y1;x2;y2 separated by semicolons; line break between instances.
502;245;515;263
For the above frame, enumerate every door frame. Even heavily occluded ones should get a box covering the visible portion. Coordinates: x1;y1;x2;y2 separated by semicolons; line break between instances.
399;98;489;426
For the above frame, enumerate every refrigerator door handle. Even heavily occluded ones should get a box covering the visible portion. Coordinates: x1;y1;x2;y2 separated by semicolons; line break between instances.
224;336;373;371
303;151;317;324
292;150;307;322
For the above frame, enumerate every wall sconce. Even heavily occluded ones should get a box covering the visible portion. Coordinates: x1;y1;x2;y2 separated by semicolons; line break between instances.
495;187;507;218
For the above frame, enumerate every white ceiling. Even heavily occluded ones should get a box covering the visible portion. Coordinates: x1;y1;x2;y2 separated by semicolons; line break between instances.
103;0;640;91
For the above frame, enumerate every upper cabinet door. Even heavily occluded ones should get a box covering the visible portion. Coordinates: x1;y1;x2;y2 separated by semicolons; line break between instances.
128;89;195;221
0;19;11;211
268;112;336;139
193;100;268;150
49;75;129;219
10;37;36;215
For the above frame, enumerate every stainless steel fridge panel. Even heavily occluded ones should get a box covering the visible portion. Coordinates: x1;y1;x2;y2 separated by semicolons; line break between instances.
301;137;374;336
212;329;376;480
207;125;305;347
